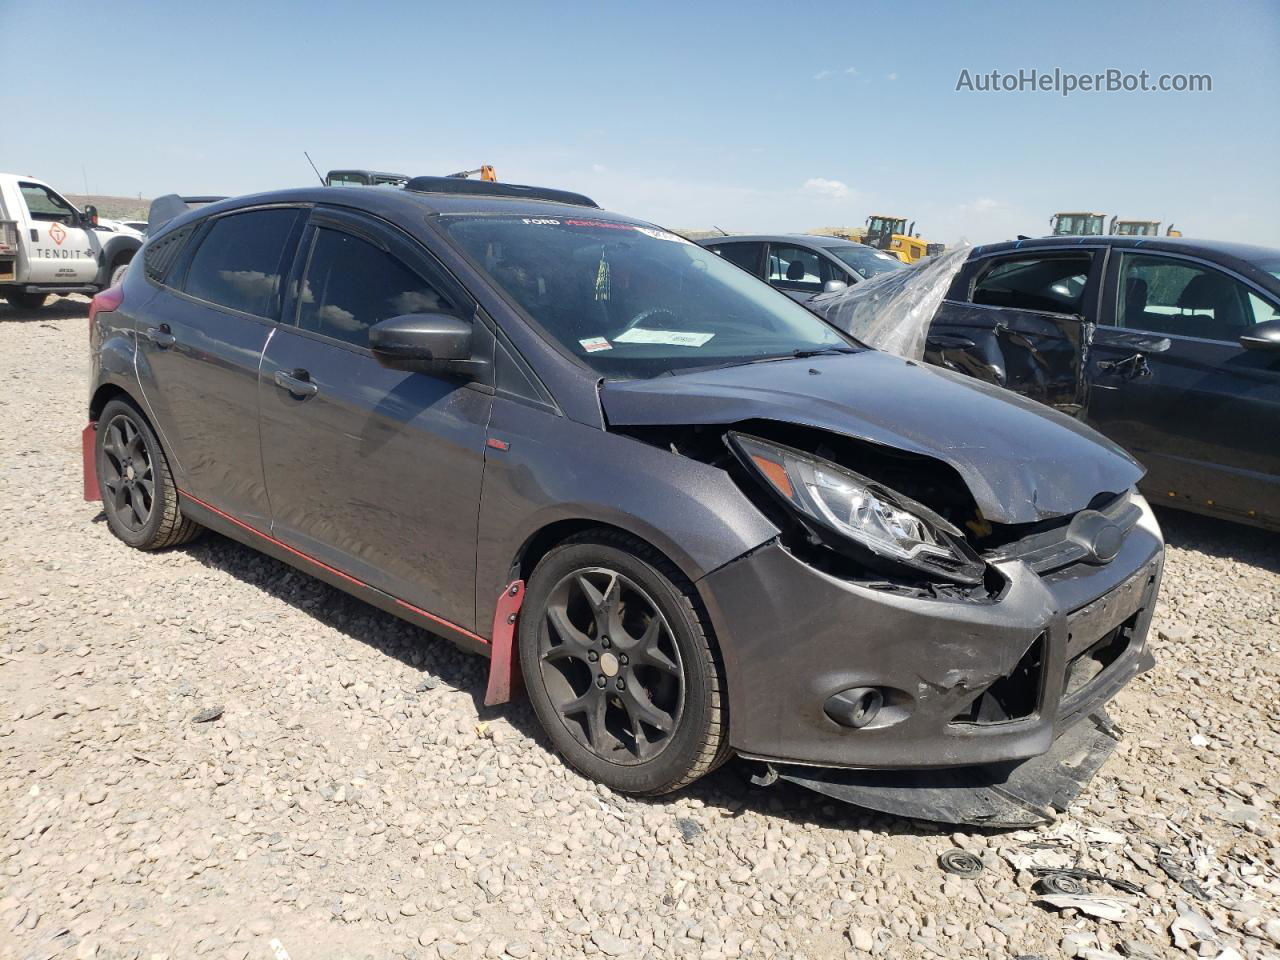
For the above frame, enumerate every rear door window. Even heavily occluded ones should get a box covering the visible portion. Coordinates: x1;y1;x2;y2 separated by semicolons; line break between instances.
767;244;826;293
706;241;764;276
183;209;300;318
972;254;1093;314
295;227;451;348
1113;253;1266;341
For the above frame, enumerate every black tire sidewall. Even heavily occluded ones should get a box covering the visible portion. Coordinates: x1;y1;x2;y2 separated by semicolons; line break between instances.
12;292;48;309
519;540;716;794
109;263;130;288
96;399;171;548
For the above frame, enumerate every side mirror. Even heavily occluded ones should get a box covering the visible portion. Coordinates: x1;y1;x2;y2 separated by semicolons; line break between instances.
82;204;99;227
1240;318;1280;352
369;313;479;375
822;279;848;294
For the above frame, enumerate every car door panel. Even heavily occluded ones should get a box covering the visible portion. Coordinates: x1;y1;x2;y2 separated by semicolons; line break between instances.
927;249;1103;416
135;295;276;526
258;332;492;627
17;181;99;284
1086;251;1280;525
258;210;491;631
133;207;305;527
928;301;1090;414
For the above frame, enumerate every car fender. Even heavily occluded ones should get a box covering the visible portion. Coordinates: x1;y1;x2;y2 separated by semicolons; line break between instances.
475;400;779;695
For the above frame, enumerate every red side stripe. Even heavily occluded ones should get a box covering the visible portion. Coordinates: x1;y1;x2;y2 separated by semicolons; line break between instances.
178;489;487;645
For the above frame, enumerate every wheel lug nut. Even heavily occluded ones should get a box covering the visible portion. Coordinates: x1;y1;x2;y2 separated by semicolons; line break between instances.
588;651;598;662
619;655;628;665
596;676;607;688
601;637;611;648
616;679;625;690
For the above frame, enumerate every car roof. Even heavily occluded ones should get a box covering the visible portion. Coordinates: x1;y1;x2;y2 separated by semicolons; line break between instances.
973;235;1278;262
151;183;650;238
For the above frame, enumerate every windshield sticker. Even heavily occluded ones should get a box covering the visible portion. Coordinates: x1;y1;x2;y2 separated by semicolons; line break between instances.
579;336;613;352
635;226;690;244
874;252;898;261
614;328;715;348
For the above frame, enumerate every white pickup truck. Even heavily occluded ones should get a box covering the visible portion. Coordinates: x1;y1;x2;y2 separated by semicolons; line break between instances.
0;173;144;309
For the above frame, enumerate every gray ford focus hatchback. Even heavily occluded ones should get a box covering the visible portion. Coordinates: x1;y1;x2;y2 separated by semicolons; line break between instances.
84;177;1165;825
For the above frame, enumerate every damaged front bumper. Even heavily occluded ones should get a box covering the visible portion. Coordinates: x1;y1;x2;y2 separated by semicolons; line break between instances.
698;495;1164;826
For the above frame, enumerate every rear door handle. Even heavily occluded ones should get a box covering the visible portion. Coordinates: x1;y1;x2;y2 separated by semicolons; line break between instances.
274;369;318;399
144;324;176;348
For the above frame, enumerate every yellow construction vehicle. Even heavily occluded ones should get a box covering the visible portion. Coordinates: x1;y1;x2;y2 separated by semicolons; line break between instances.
1049;212;1108;236
861;214;935;263
1110;218;1181;237
449;165;497;182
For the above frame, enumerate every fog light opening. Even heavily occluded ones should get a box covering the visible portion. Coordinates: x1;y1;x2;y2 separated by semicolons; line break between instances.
824;687;885;729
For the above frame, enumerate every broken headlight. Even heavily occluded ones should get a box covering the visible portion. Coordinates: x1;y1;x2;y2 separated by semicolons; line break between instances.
728;433;986;584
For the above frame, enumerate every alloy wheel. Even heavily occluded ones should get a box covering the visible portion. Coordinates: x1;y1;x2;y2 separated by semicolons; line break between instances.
537;568;685;765
100;413;155;532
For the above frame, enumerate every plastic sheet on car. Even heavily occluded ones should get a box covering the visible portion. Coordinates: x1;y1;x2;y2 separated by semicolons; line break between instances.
811;245;972;360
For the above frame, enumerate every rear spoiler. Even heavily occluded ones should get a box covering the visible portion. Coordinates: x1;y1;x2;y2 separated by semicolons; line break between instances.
147;195;228;233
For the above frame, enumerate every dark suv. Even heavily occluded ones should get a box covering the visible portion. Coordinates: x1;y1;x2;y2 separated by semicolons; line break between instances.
83;178;1164;825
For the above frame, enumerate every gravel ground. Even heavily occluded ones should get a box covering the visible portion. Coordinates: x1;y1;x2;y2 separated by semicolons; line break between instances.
2;304;1279;960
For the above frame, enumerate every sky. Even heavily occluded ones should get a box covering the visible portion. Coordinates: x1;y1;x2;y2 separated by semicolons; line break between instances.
2;0;1277;246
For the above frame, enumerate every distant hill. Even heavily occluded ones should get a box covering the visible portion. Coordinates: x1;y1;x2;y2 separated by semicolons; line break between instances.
67;194;150;221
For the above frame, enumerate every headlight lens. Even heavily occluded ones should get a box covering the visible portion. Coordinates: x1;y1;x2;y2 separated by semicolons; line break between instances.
729;433;985;584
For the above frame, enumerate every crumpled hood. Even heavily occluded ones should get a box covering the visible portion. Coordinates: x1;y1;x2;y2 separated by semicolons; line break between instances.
600;350;1143;524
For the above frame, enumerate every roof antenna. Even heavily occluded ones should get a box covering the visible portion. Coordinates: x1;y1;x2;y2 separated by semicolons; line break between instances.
304;151;326;186
713;225;729;236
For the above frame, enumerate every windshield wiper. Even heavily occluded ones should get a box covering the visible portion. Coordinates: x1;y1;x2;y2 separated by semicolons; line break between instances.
656;346;858;376
744;346;858;364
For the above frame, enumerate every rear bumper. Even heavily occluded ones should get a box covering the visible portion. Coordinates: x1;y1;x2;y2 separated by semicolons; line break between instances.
699;496;1163;771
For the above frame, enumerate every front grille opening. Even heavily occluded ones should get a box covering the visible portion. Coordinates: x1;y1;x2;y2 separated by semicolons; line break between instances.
1064;613;1136;698
951;633;1045;725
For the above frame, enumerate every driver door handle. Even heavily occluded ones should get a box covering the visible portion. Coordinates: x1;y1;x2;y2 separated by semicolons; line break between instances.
143;324;176;348
274;369;318;399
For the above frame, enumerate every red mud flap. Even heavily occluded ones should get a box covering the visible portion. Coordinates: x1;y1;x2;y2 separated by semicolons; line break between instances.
777;709;1122;829
484;580;525;706
82;422;100;501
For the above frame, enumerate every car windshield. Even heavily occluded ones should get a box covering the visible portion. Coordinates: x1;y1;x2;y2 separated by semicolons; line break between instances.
442;215;854;378
825;244;908;279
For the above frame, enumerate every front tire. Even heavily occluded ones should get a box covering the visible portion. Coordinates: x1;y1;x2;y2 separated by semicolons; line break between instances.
108;261;130;288
96;398;201;550
519;530;729;795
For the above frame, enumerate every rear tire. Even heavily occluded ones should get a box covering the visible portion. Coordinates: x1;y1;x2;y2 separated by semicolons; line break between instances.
96;398;202;550
10;291;48;309
108;261;130;288
519;529;729;795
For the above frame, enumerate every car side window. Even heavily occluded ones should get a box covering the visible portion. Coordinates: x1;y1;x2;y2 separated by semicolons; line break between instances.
972;254;1092;314
183;209;299;318
707;241;764;275
296;227;451;348
19;182;76;224
1114;253;1262;341
768;245;824;292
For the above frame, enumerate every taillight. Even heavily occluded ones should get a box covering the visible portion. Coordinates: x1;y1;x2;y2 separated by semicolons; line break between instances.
88;284;124;332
